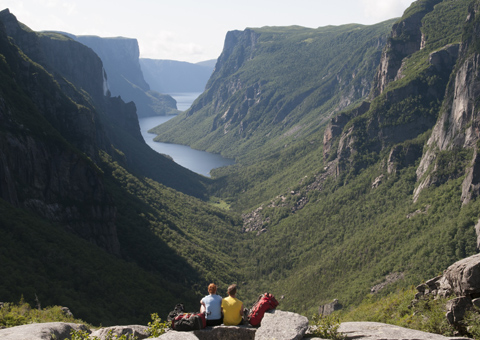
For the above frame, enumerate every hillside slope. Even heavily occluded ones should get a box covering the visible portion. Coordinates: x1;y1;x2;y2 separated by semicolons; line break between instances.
227;0;480;316
0;9;241;325
150;21;395;160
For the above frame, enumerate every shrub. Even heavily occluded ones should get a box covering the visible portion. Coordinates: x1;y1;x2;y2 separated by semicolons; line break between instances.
310;313;345;340
147;313;170;337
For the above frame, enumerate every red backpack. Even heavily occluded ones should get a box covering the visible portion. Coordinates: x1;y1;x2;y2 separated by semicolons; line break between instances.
171;312;206;331
248;293;279;327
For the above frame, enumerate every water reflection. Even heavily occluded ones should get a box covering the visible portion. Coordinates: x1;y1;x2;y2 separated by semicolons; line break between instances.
138;93;234;177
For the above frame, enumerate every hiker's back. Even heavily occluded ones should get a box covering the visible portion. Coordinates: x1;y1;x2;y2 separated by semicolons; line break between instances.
222;296;243;326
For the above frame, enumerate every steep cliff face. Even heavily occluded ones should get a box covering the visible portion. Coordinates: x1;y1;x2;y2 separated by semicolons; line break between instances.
414;1;480;203
151;22;394;158
0;20;120;254
372;0;442;96
71;35;179;117
324;0;469;178
0;10;105;108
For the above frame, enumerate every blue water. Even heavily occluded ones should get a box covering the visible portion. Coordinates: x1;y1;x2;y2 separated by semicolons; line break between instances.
138;92;235;177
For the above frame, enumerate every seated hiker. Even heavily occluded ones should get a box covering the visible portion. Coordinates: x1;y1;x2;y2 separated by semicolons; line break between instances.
221;284;244;326
200;283;223;326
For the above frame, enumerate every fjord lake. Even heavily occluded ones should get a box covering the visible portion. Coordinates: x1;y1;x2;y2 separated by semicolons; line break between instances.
138;92;235;177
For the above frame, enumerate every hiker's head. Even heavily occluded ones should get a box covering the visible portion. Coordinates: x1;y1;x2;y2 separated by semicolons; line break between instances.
227;284;237;297
208;283;217;294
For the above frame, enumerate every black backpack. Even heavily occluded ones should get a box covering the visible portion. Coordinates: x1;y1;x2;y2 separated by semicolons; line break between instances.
167;303;185;322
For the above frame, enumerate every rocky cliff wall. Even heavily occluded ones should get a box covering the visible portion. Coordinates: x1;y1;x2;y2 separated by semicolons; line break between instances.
372;0;442;97
0;12;122;254
324;0;467;178
0;10;105;107
414;1;480;203
72;35;179;117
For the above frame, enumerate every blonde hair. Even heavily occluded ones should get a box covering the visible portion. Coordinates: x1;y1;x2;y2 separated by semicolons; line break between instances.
208;283;217;294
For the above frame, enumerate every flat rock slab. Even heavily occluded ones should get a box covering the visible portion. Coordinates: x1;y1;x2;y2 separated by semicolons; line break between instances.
90;325;150;339
256;310;309;340
155;325;256;340
337;322;467;340
0;322;88;340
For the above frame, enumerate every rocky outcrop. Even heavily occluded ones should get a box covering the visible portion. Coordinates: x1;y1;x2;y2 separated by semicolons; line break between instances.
159;325;256;340
90;325;150;339
318;299;343;316
387;142;424;174
255;310;308;340
372;0;442;97
414;2;480;203
155;310;308;340
415;254;480;326
323;102;370;162
0;322;89;340
335;321;460;340
327;2;463;180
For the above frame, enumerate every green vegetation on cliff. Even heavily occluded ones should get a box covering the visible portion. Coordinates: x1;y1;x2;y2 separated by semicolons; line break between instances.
150;20;395;159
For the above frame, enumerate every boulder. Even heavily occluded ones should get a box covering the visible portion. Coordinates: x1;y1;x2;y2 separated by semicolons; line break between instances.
255;310;308;340
438;254;480;297
415;254;480;325
445;297;473;325
90;325;150;339
0;322;89;340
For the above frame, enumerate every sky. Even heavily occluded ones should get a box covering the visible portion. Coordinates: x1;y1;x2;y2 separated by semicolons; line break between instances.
3;0;415;63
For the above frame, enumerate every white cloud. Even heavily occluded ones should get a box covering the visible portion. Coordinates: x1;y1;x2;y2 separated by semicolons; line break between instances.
361;0;414;21
139;31;206;62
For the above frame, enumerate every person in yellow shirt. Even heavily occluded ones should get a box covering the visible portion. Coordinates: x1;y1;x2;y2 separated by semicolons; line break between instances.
221;284;244;326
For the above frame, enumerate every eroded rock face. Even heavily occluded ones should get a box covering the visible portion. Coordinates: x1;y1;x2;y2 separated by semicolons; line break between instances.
372;0;442;97
414;3;480;203
438;254;480;298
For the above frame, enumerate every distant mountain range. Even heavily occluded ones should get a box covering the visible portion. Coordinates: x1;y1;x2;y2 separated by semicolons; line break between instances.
140;58;216;93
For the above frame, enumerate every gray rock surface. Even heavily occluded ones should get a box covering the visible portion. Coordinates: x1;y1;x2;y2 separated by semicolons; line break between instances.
154;310;307;340
90;325;150;339
0;322;88;340
414;254;480;325
155;325;255;340
337;322;458;340
255;310;308;340
438;254;480;297
318;299;343;316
